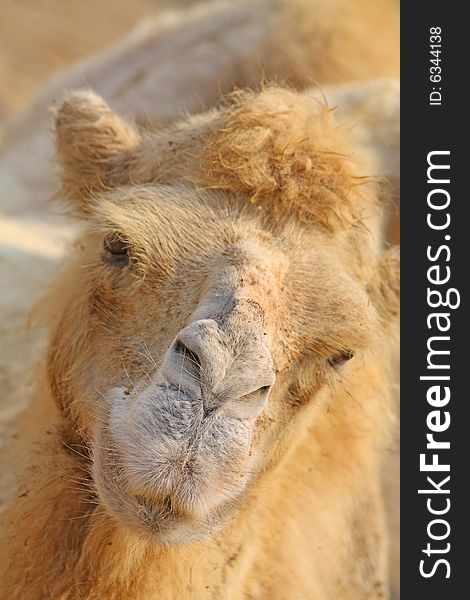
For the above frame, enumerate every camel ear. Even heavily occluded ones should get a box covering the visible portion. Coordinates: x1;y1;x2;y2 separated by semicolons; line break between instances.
369;245;400;323
55;91;141;211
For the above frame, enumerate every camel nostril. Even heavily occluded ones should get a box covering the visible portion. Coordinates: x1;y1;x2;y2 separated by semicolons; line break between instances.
174;339;201;369
220;382;273;420
242;384;272;401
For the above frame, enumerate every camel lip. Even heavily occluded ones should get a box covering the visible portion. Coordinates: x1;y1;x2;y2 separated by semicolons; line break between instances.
92;453;222;544
133;492;192;523
112;489;222;545
93;385;256;544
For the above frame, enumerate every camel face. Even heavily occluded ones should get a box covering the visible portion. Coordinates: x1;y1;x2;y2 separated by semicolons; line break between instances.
87;195;285;543
48;185;377;544
47;90;388;544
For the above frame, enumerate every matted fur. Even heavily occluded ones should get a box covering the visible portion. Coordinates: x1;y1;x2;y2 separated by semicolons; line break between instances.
56;88;378;234
199;88;376;230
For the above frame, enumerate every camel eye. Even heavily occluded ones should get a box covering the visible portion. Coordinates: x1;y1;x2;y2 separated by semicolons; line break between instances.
328;349;354;368
103;233;129;264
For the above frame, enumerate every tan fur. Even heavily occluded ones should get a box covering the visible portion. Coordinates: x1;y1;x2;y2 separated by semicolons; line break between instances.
199;89;377;231
1;86;399;599
56;87;378;231
0;1;399;598
55;92;141;203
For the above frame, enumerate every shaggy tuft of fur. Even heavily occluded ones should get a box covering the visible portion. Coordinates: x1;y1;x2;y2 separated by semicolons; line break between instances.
55;87;378;233
199;87;375;230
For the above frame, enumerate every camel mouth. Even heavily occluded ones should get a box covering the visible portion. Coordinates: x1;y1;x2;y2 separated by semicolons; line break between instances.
94;467;231;544
92;405;251;544
129;493;227;544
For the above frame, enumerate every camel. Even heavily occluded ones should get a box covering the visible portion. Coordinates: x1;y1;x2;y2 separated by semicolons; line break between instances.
0;1;399;598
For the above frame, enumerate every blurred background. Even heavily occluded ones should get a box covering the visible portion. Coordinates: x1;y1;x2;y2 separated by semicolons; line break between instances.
0;0;185;131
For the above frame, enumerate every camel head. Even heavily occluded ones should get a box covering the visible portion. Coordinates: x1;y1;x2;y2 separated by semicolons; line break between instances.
47;88;399;544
